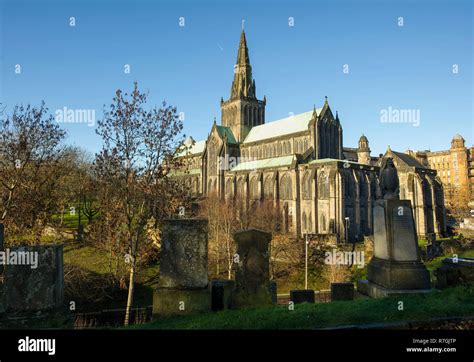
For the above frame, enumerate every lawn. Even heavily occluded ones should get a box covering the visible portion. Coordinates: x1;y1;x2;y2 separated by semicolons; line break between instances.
425;249;474;272
63;243;160;309
138;284;474;330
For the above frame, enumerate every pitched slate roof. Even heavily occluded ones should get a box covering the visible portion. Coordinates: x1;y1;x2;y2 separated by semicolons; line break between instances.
386;149;425;168
216;125;237;144
230;155;296;172
243;109;321;144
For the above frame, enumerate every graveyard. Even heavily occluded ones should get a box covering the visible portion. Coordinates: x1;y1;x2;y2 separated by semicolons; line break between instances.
2;159;474;330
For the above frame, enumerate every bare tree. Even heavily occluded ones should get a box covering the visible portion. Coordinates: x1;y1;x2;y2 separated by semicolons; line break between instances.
0;102;66;241
94;82;186;326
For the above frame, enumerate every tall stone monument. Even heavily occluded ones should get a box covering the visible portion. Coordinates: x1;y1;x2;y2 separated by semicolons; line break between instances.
231;229;275;308
153;219;211;317
358;158;431;298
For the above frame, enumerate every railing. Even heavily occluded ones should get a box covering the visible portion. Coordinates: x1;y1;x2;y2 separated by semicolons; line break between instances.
74;306;153;329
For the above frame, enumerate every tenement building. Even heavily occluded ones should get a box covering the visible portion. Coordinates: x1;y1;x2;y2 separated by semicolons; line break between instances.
408;135;474;201
176;30;446;242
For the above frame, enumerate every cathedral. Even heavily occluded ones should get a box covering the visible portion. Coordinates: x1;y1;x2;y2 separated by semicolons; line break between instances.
176;30;446;242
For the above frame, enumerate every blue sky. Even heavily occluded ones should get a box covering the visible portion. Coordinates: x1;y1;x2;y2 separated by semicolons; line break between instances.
1;0;472;156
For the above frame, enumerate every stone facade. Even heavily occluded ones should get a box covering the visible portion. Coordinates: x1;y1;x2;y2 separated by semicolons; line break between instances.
175;30;446;242
409;134;474;201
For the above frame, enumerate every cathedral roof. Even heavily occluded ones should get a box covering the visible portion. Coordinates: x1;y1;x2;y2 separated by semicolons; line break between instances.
176;139;206;157
384;149;425;168
230;155;296;172
243;109;321;144
216;125;237;144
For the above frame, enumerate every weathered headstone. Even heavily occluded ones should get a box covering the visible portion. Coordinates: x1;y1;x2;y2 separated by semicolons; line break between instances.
159;219;208;288
331;283;354;301
435;257;474;289
290;289;315;304
153;219;211;317
357;158;431;298
3;245;64;312
232;229;274;308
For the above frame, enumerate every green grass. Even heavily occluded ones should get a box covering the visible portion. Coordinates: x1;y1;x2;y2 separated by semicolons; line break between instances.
425;249;474;272
64;244;113;275
63;243;159;309
138;284;474;330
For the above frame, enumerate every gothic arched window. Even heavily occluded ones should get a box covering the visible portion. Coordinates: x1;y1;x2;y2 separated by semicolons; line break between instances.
226;178;233;197
280;174;292;200
318;172;329;199
237;178;246;198
264;175;274;198
250;176;260;200
302;172;312;199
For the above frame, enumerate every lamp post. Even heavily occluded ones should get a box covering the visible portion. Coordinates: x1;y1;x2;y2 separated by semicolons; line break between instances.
305;233;308;290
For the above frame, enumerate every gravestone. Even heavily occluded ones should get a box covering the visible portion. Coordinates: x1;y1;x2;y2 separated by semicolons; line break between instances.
331;283;354;301
2;245;64;312
290;290;315;304
159;219;208;288
357;158;431;298
231;229;274;308
153;219;211;317
435;257;474;289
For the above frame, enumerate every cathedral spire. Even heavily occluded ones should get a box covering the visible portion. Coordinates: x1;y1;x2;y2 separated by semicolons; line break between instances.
236;29;250;66
230;29;255;99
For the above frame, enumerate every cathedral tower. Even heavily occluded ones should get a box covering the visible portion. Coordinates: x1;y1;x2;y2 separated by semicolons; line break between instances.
221;30;266;142
357;134;371;165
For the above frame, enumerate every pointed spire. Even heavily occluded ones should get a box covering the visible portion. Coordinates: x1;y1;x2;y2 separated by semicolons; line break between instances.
230;28;254;99
324;96;328;105
236;29;250;66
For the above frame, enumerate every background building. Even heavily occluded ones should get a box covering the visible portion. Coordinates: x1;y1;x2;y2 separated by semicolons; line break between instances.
176;30;446;242
418;135;473;201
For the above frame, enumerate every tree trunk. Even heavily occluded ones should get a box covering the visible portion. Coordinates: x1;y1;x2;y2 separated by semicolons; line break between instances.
60;206;65;225
124;255;136;326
